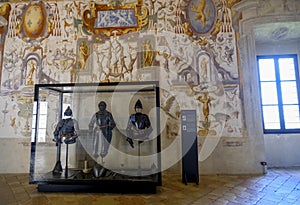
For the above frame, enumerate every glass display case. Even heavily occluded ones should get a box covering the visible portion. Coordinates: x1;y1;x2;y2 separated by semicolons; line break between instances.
29;82;161;193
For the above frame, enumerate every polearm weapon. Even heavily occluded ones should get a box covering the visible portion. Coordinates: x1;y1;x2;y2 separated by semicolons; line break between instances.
52;137;63;175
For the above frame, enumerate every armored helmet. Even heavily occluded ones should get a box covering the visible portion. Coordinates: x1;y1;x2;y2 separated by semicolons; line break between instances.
98;101;107;111
134;99;143;109
64;106;72;116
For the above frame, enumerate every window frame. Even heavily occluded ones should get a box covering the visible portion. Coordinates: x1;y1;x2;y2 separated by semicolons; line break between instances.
257;54;300;134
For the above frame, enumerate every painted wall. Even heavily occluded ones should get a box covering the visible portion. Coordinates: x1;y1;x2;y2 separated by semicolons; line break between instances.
0;0;298;174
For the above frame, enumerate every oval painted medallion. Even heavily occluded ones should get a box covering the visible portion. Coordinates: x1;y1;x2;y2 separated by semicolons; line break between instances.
23;4;46;38
188;0;216;34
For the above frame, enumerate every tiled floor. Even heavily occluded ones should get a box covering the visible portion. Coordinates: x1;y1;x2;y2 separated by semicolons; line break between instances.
1;167;300;205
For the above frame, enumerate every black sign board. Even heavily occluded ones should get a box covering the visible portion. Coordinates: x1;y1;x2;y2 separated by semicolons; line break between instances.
181;110;199;185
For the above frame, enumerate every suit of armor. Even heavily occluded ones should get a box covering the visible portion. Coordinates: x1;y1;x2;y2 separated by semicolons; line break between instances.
53;107;79;144
52;106;79;175
89;101;116;158
126;99;153;148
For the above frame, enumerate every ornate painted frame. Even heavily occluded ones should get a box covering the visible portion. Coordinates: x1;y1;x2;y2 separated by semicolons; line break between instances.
82;1;147;37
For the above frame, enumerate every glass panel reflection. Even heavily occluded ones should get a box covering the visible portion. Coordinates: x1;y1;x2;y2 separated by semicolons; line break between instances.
283;105;300;129
31;115;36;129
279;58;295;80
33;102;37;115
262;106;280;129
38;129;46;142
31;129;36;142
258;59;275;81
39;102;48;114
260;82;278;105
281;82;298;104
38;115;47;128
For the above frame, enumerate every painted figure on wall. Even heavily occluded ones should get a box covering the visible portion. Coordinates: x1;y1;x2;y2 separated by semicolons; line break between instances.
78;41;89;70
126;99;153;148
89;101;116;159
26;60;36;86
143;40;156;67
197;92;213;122
200;57;209;81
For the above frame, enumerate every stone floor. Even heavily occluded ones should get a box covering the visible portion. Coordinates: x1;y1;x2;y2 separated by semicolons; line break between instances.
1;167;300;205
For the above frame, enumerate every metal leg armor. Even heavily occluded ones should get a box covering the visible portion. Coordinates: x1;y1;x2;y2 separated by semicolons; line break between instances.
100;132;112;158
93;129;99;158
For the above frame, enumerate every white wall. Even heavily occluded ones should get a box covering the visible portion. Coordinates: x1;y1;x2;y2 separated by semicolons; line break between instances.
0;138;31;173
264;134;300;167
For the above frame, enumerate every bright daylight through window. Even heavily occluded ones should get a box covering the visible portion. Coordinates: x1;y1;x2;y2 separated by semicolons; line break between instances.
257;54;300;133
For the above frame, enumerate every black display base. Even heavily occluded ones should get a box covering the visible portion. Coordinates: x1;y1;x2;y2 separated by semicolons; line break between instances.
35;169;159;194
38;182;157;193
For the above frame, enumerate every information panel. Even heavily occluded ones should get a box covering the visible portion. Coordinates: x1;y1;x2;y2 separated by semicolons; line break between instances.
181;110;199;184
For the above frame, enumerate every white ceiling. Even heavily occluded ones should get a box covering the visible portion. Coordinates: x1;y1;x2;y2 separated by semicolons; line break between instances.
253;21;300;43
